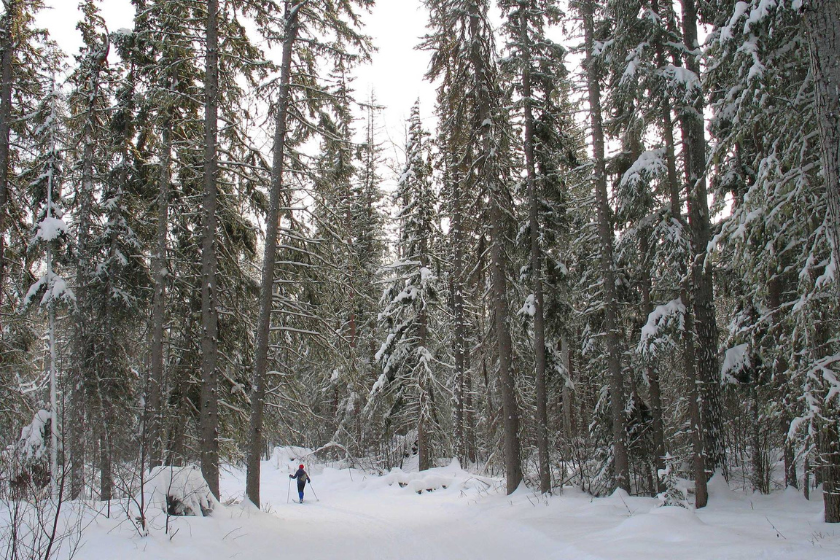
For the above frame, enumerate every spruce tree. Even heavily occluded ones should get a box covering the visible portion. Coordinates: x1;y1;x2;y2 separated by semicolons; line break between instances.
372;102;441;472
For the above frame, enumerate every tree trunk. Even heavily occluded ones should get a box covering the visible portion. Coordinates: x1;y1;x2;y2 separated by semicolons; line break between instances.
418;220;432;471
99;425;112;502
489;198;522;494
70;35;109;500
561;335;575;439
812;287;840;522
652;11;707;502
819;408;840;522
750;385;768;493
681;304;708;506
450;156;467;464
0;1;14;311
581;0;630;493
767;275;797;490
167;362;190;466
805;453;811;500
679;0;725;483
418;386;431;471
640;233;664;493
466;365;476;464
519;4;551;495
467;0;522;494
783;421;797;489
803;0;840;297
653;12;687;495
148;117;171;469
200;0;221;500
246;2;301;509
70;378;85;499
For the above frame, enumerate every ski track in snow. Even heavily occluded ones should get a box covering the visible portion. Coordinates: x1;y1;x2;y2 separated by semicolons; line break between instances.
52;459;840;560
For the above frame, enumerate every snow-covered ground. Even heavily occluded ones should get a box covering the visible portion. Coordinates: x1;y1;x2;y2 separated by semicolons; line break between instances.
11;450;840;559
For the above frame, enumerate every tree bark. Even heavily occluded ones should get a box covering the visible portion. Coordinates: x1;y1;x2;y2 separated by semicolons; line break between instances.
582;0;630;493
820;413;840;522
679;0;725;485
246;2;301;508
466;365;476;464
70;378;85;499
649;4;707;501
148;117;171;469
489;197;522;494
418;209;432;471
561;335;575;439
803;0;840;300
200;0;220;500
418;383;431;471
0;0;15;312
99;425;112;501
450;149;467;465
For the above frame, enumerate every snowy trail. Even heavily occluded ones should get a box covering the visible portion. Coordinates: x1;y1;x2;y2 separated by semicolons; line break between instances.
66;457;840;560
218;464;575;560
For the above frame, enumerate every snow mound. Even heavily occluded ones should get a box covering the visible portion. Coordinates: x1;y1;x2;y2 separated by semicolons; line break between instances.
378;459;495;495
610;506;705;541
382;468;454;494
144;465;218;516
706;470;738;502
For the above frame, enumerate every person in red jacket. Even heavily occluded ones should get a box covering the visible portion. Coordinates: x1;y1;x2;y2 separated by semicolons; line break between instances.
290;464;311;503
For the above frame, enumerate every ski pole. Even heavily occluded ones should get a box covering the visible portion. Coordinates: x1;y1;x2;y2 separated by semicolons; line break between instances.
287;477;291;503
309;482;319;502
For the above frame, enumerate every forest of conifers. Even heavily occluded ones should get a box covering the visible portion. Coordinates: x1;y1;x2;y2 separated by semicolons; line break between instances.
2;0;840;527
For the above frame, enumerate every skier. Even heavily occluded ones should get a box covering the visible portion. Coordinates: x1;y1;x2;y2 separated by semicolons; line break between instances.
290;464;311;503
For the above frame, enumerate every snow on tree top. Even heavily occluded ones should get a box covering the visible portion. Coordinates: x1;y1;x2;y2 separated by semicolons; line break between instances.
34;216;67;242
721;344;750;383
19;410;51;461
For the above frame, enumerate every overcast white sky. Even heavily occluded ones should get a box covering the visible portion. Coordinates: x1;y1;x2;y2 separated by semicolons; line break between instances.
36;0;437;163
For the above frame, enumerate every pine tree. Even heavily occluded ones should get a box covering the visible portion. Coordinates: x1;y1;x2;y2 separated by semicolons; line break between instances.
65;1;112;498
371;102;441;472
499;0;566;494
129;0;201;470
247;0;302;508
577;0;630;493
23;80;70;498
424;0;522;494
199;0;221;500
802;0;840;524
803;1;840;309
0;0;62;446
678;0;725;498
706;0;839;522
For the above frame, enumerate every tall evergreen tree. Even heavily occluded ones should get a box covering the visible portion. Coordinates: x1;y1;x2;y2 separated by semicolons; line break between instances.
577;0;630;493
199;0;221;499
500;0;571;495
424;0;522;494
371;102;441;472
65;1;112;498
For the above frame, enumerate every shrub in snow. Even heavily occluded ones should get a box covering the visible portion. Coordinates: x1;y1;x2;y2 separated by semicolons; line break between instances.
18;410;51;463
656;454;690;509
2;410;52;497
144;465;217;516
